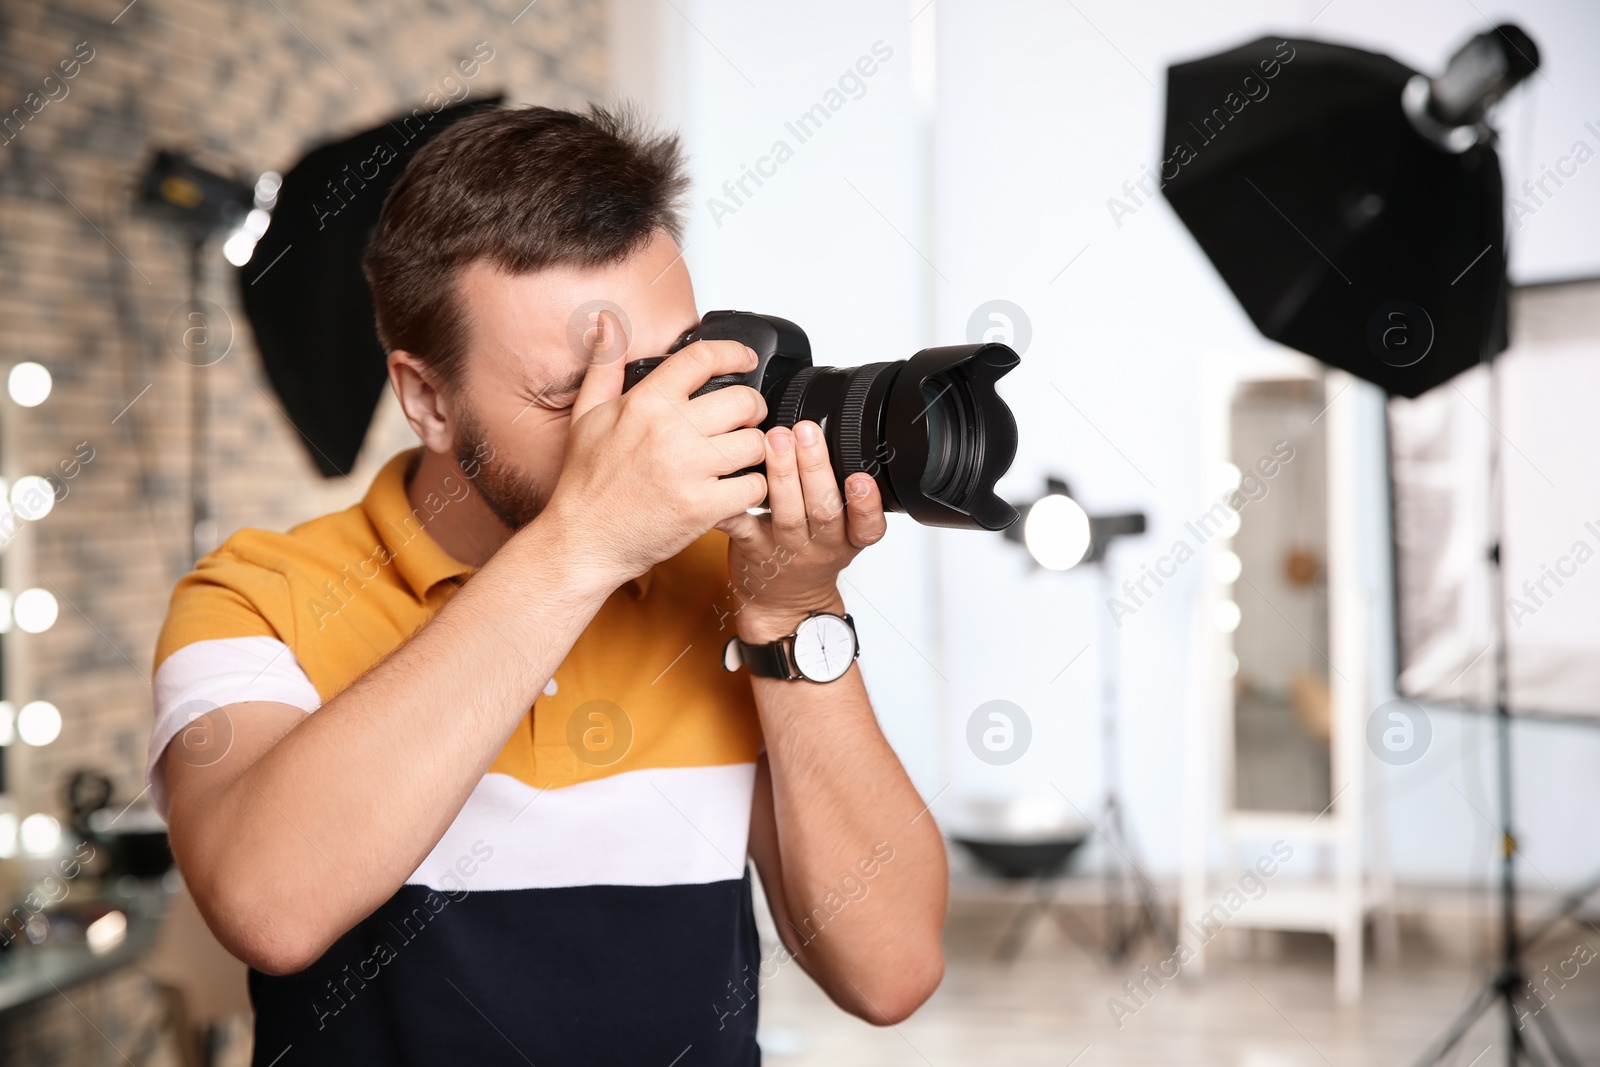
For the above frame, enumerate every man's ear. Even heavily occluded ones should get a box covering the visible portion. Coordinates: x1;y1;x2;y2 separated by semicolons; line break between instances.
388;351;455;454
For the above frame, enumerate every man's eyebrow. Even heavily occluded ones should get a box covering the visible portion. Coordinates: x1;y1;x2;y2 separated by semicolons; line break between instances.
529;368;587;399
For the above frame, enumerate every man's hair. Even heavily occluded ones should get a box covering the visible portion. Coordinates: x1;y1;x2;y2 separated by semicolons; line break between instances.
363;104;689;386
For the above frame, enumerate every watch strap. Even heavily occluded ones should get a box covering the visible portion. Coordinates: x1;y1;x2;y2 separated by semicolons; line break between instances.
734;636;797;680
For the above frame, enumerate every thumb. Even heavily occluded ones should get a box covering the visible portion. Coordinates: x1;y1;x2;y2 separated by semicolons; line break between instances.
571;308;629;425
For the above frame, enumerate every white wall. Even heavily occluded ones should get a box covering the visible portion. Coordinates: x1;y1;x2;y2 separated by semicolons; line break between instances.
610;0;1600;885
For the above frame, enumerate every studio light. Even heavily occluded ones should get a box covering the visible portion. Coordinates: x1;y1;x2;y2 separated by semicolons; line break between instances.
1005;478;1148;571
7;362;52;407
1161;25;1540;397
137;150;255;238
1023;493;1091;571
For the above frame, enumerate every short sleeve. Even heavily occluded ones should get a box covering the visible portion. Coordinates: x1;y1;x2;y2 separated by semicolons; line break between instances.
148;551;322;818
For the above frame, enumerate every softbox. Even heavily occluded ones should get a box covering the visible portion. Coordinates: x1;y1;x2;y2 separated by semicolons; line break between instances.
240;96;503;476
1160;37;1511;398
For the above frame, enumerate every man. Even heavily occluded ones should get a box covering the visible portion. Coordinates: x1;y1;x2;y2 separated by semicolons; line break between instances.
150;105;946;1066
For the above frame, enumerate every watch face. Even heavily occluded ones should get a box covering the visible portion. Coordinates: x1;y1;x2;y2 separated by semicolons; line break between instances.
792;614;856;683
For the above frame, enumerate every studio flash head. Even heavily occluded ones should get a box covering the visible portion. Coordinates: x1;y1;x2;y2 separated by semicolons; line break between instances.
622;311;1021;531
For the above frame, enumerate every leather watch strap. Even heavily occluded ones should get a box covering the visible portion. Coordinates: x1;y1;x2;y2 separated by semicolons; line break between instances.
733;637;795;680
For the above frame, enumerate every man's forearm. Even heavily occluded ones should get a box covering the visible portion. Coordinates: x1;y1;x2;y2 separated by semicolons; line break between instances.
748;605;947;1020
169;514;616;972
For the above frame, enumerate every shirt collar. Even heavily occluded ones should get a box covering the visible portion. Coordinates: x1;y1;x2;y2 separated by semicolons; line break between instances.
362;449;476;600
362;449;654;601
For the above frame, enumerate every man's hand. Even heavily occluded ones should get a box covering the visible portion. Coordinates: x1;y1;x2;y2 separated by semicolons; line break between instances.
718;420;888;642
543;311;770;589
727;423;945;1023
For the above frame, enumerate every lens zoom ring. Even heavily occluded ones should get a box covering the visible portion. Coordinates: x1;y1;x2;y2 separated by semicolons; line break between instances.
773;367;818;428
837;362;896;474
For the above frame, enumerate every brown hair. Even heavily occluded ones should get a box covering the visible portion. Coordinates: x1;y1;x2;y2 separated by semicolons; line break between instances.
363;104;689;386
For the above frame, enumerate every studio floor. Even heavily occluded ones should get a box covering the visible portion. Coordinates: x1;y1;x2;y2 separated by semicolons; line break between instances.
755;894;1600;1067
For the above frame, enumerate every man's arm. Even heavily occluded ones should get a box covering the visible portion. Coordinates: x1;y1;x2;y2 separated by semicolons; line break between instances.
163;338;770;974
722;421;948;1024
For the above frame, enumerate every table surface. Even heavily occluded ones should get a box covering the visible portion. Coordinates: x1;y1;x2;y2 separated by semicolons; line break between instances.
0;891;168;1015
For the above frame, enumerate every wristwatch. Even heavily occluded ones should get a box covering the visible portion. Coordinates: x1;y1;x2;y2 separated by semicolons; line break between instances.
723;612;859;683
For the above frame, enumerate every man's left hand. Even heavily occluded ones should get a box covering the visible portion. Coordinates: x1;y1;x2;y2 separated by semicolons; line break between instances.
717;420;886;643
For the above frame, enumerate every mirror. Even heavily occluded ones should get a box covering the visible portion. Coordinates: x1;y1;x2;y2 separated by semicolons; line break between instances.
1228;377;1333;813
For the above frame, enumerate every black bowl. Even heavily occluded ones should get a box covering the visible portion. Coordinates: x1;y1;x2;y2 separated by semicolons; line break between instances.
953;834;1088;881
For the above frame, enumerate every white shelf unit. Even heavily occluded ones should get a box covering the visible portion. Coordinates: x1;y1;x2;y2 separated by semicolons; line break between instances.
1181;361;1397;1005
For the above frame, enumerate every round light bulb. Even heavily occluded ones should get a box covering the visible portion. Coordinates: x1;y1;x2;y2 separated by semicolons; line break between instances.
223;229;258;267
1024;494;1092;571
13;588;57;633
1215;599;1242;633
16;700;61;746
8;362;52;407
10;476;55;521
0;701;13;745
1213;550;1242;584
20;813;61;855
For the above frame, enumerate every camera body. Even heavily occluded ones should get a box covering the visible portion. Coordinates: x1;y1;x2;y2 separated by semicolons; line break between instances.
622;311;1020;532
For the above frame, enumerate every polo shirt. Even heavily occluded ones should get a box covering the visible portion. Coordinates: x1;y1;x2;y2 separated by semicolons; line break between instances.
149;449;765;1066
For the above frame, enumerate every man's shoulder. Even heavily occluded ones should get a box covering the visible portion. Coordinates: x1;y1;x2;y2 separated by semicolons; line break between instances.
155;503;388;666
193;503;382;589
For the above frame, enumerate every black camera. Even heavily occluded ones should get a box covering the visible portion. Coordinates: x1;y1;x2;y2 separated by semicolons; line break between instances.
622;311;1020;531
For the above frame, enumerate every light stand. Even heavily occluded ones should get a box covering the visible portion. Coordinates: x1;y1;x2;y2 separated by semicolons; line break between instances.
185;235;212;566
1005;480;1176;964
1409;359;1586;1067
136;150;257;566
1083;509;1177;963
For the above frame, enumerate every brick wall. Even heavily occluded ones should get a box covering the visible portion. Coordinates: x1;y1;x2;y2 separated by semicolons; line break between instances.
0;0;606;1053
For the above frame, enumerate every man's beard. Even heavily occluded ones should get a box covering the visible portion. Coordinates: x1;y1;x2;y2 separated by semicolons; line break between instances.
453;408;550;531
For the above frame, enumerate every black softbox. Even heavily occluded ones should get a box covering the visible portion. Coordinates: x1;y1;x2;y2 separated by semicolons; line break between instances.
1160;37;1507;398
240;96;503;476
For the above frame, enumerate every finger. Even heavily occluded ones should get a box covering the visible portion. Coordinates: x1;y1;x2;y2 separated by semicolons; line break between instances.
644;339;758;402
683;384;767;437
709;471;767;525
716;509;766;548
707;427;768;477
844;473;888;549
793;421;845;544
571;308;629;424
762;426;807;545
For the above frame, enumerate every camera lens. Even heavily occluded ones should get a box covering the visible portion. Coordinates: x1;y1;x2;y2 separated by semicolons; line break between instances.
624;312;1021;531
919;378;963;496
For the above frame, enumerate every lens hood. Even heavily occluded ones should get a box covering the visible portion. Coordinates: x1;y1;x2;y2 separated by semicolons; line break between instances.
880;343;1021;531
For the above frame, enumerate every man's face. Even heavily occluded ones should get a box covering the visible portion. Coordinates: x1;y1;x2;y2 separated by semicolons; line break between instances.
445;230;697;529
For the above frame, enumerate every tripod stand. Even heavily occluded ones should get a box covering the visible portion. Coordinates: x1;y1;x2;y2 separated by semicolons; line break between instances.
987;552;1175;965
998;489;1175;964
1410;358;1588;1067
1088;540;1176;964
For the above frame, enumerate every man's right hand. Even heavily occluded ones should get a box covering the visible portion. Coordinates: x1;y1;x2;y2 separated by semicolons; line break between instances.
542;310;770;587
